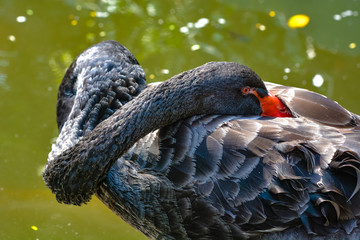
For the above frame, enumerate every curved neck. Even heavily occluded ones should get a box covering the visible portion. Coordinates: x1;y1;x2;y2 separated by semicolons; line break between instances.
44;69;201;205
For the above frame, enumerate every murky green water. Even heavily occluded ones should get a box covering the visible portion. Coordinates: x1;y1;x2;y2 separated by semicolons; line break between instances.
1;0;360;239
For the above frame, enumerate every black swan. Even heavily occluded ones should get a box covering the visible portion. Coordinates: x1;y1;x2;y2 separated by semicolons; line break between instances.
44;40;360;239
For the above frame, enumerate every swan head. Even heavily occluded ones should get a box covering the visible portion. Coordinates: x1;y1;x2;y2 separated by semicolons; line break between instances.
175;61;292;118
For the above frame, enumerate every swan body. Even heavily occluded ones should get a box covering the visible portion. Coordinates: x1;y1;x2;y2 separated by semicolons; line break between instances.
44;41;360;239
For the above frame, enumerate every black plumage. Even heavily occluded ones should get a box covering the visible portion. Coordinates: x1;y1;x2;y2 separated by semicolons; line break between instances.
44;40;360;239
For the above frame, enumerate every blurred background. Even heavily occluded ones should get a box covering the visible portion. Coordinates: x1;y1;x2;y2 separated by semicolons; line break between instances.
0;0;359;239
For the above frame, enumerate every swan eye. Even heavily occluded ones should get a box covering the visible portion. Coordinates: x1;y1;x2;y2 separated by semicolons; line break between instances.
279;107;288;113
241;87;251;95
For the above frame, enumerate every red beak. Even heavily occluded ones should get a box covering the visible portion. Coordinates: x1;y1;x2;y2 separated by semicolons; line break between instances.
251;89;293;117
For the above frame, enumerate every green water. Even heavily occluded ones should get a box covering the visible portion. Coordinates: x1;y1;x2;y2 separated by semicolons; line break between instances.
1;0;360;239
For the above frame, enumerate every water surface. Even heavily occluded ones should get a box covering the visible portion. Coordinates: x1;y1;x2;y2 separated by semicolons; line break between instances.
1;1;360;239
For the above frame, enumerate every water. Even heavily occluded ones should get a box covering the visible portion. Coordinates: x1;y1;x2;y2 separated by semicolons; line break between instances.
1;0;359;239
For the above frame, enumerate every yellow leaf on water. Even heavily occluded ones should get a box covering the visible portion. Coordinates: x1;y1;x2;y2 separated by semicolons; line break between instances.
71;19;78;26
31;225;38;231
89;11;97;18
288;14;310;29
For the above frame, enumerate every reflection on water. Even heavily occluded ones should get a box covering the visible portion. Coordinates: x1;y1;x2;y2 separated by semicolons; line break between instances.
0;0;359;239
0;50;16;91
